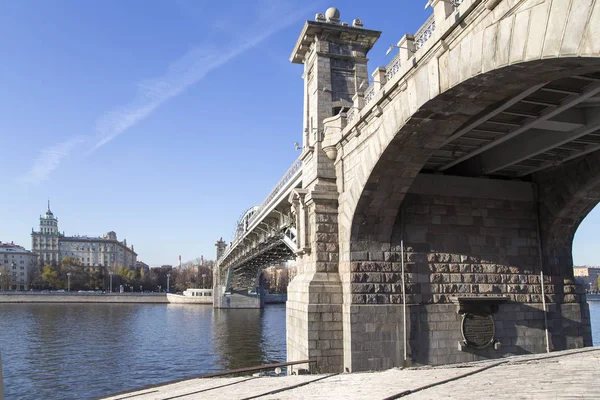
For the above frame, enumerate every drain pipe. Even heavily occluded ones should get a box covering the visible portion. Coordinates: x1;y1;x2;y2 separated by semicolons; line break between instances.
534;184;551;353
400;207;408;364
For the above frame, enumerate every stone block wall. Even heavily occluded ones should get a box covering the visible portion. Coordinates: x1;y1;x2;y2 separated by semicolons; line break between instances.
346;300;591;369
350;175;550;305
345;174;591;369
287;188;344;374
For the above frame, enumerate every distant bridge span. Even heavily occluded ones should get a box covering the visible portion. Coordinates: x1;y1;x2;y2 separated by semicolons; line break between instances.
215;0;600;373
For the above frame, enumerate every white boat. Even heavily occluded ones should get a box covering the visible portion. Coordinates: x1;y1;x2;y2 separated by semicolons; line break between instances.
167;288;213;304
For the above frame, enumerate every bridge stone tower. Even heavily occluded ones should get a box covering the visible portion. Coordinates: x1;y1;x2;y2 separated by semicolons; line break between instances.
287;8;381;373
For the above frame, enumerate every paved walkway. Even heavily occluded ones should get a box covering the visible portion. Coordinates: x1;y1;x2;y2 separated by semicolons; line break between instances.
101;348;600;400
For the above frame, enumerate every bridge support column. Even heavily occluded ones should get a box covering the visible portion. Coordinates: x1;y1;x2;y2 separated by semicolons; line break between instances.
287;189;343;374
213;288;264;309
346;173;592;370
213;238;265;309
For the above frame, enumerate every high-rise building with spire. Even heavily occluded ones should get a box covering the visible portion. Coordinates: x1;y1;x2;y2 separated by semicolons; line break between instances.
31;201;62;265
31;203;137;268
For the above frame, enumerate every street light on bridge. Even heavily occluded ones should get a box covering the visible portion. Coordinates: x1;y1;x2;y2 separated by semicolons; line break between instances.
166;274;170;293
109;272;113;293
67;272;71;292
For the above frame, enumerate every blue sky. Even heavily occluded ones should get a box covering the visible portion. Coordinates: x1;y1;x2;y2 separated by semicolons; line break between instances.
0;1;598;267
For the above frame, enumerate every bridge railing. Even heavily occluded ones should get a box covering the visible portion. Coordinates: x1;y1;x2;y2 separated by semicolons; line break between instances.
247;157;302;227
364;82;376;104
344;0;472;129
414;13;436;50
385;51;402;82
225;157;302;256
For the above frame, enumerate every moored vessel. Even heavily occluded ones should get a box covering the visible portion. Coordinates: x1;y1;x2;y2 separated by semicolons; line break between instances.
167;288;213;304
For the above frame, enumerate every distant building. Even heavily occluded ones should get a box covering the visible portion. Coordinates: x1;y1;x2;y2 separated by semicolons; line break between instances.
136;261;150;274
0;242;37;290
574;266;600;292
31;205;61;265
31;203;137;269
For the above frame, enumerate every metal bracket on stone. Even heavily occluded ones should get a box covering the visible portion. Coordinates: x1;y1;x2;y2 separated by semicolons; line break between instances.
486;0;501;10
450;295;509;315
373;104;383;117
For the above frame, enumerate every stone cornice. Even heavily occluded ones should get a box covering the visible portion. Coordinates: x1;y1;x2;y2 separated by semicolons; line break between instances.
291;20;381;64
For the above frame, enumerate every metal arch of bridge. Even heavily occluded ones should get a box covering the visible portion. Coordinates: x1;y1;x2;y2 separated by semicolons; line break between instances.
227;228;297;291
218;159;302;292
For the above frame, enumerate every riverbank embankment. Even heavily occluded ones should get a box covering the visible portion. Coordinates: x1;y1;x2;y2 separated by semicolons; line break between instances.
0;292;168;303
100;347;600;400
0;292;287;304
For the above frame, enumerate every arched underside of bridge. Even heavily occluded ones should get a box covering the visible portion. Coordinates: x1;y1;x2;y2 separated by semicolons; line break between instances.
350;60;600;271
345;60;600;369
336;0;600;370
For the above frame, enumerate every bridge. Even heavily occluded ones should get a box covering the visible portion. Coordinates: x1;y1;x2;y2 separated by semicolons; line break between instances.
214;0;600;373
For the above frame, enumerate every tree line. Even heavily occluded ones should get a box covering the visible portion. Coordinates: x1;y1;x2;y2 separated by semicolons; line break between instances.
26;257;214;292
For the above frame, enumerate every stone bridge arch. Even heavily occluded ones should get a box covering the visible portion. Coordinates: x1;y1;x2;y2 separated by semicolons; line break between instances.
335;0;600;371
347;0;600;259
536;151;600;278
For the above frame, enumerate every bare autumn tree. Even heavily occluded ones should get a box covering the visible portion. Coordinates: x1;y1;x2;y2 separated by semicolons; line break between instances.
276;267;290;294
0;264;13;290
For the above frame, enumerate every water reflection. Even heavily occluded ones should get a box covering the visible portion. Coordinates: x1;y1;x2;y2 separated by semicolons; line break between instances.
212;308;268;370
0;303;286;400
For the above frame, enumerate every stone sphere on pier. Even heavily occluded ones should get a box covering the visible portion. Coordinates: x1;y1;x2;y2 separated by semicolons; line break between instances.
325;7;340;23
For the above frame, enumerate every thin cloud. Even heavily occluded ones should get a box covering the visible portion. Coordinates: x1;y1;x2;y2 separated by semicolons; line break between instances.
21;2;314;184
18;136;85;185
89;3;312;153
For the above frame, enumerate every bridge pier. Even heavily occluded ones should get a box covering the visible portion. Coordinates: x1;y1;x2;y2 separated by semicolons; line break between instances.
213;288;264;309
344;172;592;370
287;189;344;374
213;238;265;309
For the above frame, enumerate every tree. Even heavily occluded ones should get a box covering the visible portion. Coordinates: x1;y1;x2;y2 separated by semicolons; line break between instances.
41;264;61;289
198;264;213;289
275;267;290;294
60;257;87;290
28;265;44;290
0;264;13;290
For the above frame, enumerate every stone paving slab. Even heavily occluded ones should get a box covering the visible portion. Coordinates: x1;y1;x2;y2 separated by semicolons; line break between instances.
101;348;600;400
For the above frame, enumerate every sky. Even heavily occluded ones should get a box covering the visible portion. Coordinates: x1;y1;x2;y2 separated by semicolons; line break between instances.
0;1;598;267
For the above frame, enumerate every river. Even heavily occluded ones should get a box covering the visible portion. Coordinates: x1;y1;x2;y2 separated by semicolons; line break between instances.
0;303;286;400
0;302;599;400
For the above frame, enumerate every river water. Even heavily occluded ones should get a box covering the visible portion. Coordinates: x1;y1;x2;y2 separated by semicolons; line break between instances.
0;302;599;400
0;303;286;400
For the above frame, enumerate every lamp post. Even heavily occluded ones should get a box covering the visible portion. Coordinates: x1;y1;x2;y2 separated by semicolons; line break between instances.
202;274;206;289
67;272;71;292
109;272;113;293
12;262;16;291
167;274;170;293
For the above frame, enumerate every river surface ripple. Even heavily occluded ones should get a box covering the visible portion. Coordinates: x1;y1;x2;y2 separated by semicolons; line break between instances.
1;302;599;400
0;303;286;400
